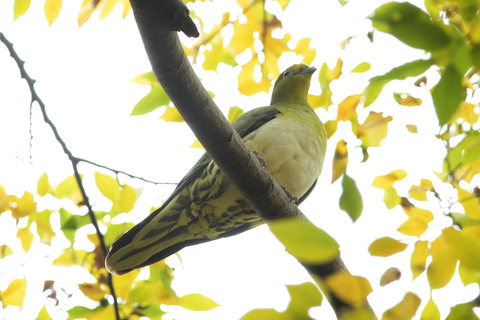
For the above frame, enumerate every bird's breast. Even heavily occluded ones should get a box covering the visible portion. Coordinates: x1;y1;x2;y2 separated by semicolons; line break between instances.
244;115;326;198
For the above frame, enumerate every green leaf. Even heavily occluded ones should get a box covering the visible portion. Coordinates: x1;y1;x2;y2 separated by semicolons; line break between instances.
131;87;170;116
67;306;95;318
370;2;450;51
432;65;464;126
420;296;440;320
446;303;479;320
138;305;166;320
94;171;119;203
339;173;363;222
178;293;220;311
36;305;50;320
59;208;91;243
285;282;322;318
131;71;159;86
364;59;433;106
240;309;287;320
13;0;31;20
457;0;478;21
269;219;340;264
351;62;371;73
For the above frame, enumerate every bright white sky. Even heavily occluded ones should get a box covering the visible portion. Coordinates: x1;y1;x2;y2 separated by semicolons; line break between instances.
0;0;478;319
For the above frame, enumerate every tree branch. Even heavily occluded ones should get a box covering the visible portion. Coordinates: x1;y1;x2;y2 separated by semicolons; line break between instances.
0;32;121;320
128;1;377;318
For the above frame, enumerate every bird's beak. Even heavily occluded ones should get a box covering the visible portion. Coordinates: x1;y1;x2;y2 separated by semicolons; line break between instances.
300;67;317;75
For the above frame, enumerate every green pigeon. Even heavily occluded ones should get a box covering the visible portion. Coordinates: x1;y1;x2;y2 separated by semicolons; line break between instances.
106;64;327;275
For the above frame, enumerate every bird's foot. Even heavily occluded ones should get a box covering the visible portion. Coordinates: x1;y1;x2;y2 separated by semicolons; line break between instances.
281;186;299;204
252;150;266;167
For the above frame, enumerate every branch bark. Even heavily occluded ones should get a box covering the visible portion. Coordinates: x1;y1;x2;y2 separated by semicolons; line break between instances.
128;1;377;318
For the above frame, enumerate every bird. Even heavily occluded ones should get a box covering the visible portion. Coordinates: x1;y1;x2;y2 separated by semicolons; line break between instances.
106;64;327;275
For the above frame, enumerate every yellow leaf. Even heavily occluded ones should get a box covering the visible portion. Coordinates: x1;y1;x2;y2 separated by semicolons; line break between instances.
427;231;457;289
37;173;50;197
383;187;401;209
238;60;272;96
332;140;348;183
190;139;204;149
95;171;119;203
350;62;371;73
337;94;361;122
411;240;429;280
119;184;137;213
380;267;401;286
0;245;14;258
13;0;31;21
393;92;422;107
0;185;8;213
357;112;393;147
403;206;433;222
443;227;480;270
325;272;372;306
121;0;130;18
372;170;407;190
330;58;343;81
54;175;82;202
99;0;119;20
17;227;34;252
79;283;106;301
398;217;428;236
420;296;440;320
11;191;36;219
369;237;407;257
406;124;417;133
160;107;184;122
90;305;114;320
458;261;478;286
44;0;62;26
409;179;433;201
78;0;96;26
450;102;480;125
1;278;27;306
113;269;141;300
294;38;316;65
36;305;50;320
228;106;244;123
53;248;93;267
457;186;480;219
128;281;156;306
382;292;421;320
178;293;220;311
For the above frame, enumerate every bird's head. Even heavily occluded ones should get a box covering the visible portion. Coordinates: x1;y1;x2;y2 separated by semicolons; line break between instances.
270;64;316;106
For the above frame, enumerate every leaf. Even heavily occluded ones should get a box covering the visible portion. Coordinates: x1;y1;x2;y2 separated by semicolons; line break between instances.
269;219;340;264
17;227;34;252
160;107;184;122
380;267;401;286
446;302;479;320
228;106;244;123
238;60;271;96
420;296;441;320
68;306;95;319
241;309;286;320
78;283;106;302
95;171;119;203
78;0;96;26
369;237;407;257
443;227;480;271
410;240;429;280
44;0;62;26
356;112;393;147
393;92;422;107
99;0;118;20
372;170;407;190
178;293;220;311
36;305;50;320
382;292;421;320
0;185;8;213
351;62;371;73
128;281;156;306
325;272;372;307
131;87;170;116
1;278;27;307
370;2;450;51
0;245;14;258
332;140;348;183
337;94;361;122
409;179;433;201
118;184;137;213
398;218;428;237
458;261;478;286
285;282;322;318
364;59;433;106
339;173;363;222
294;38;316;65
54;175;82;202
432;65;464;126
113;269;141;300
406;125;417;133
13;0;31;20
11;191;36;219
37;173;50;197
457;186;480;219
427;231;457;289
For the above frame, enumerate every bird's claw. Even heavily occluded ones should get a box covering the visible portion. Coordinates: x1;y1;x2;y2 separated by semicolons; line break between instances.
281;186;299;204
252;150;266;167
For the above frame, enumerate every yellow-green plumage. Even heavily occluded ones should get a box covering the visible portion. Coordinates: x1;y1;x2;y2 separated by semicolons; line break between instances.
106;64;327;275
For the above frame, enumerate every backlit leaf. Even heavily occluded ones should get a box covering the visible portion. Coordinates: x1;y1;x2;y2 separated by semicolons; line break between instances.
337;94;361;122
432;65;464;126
382;292;421;320
11;191;36;219
409;179;433;201
427;231;457;289
118;184;137;213
78;283;106;302
13;0;30;20
269;219;339;264
420;296;440;320
95;171;119;203
36;305;50;320
370;2;450;51
393;92;422;107
160;107;184;122
178;293;220;311
54;175;82;202
0;245;13;258
285;282;322;318
37;173;50;197
99;0;118;20
294;38;316;65
446;302;479;320
228;106;244;123
1;278;27;307
411;240;429;280
0;185;7;213
372;170;407;190
351;62;371;73
128;281;156;306
406;124;417;133
240;309;286;320
131;87;170;116
325;272;372;306
458;261;478;286
443;227;480;270
380;267;401;286
113;269;141;300
356;112;393;147
78;0;96;26
457;186;480;219
398;217;428;236
369;237;407;257
44;0;62;26
17;227;34;252
339;173;363;222
332;140;348;183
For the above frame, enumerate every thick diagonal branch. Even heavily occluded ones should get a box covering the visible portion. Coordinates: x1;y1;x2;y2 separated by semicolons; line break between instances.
128;1;377;318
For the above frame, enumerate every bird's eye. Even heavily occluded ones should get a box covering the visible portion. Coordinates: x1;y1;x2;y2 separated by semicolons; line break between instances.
283;70;290;78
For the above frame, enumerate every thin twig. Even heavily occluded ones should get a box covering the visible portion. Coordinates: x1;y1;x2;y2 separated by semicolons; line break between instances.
0;32;121;320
